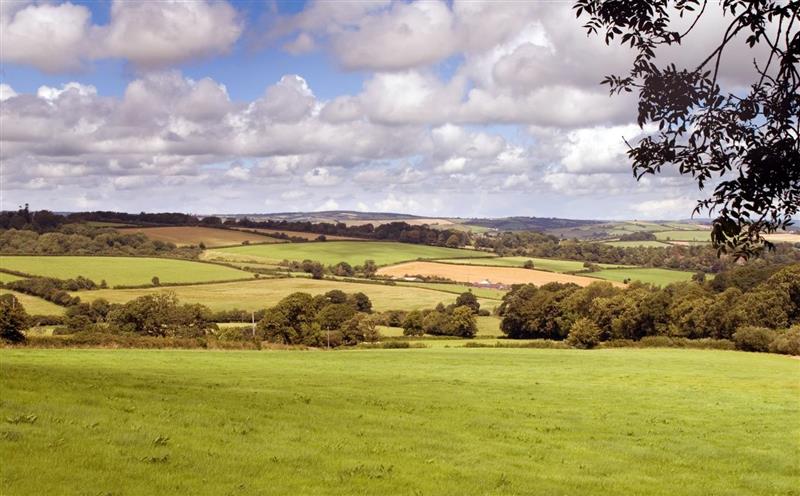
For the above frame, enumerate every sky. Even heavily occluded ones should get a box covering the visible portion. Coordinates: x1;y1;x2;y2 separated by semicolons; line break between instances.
0;0;766;219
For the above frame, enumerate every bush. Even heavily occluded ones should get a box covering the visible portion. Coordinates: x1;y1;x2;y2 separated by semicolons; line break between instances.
769;326;800;356
566;318;602;349
733;326;777;352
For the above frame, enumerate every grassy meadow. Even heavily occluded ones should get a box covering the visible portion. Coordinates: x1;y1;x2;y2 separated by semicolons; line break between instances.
0;272;24;283
1;348;797;496
1;256;253;287
217;241;492;267
654;230;711;242
73;277;495;312
589;268;698;286
0;290;65;315
604;240;672;248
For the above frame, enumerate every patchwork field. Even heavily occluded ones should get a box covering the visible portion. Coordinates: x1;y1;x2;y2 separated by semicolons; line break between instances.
0;290;65;315
73;277;492;312
437;256;624;273
378;261;624;287
217;241;493;267
125;226;278;247
1;349;797;495
1;256;253;287
590;268;698;286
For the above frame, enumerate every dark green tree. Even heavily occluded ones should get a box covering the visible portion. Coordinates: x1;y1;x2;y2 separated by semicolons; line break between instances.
0;293;28;342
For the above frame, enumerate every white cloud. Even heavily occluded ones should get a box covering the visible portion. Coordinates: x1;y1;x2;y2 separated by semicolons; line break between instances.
0;0;243;72
315;198;339;211
0;84;18;101
632;197;696;219
303;167;341;187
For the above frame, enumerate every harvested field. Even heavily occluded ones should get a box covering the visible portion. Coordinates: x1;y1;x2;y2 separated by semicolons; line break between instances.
378;261;623;287
124;226;278;247
73;277;492;312
764;232;800;243
233;227;360;241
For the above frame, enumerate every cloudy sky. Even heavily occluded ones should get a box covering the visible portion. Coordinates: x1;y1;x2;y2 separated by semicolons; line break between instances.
0;0;758;219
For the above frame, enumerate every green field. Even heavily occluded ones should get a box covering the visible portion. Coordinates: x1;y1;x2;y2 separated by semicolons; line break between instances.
604;240;671;248
217;241;493;267
654;230;711;242
590;268;696;286
1;348;797;495
73;277;494;312
394;281;506;300
1;290;65;315
437;256;623;273
0;256;253;287
0;272;24;283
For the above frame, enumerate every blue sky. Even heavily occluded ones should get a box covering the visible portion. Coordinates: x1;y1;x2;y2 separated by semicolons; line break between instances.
0;0;741;219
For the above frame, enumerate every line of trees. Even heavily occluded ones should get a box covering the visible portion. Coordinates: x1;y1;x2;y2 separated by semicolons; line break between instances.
477;231;800;273
498;263;800;354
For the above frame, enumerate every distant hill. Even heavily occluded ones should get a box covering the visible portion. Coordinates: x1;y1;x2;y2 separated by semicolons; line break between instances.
464;216;604;232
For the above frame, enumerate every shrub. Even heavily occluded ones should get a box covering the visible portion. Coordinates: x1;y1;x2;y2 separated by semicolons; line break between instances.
566;318;602;349
0;293;28;342
769;326;800;356
733;326;777;352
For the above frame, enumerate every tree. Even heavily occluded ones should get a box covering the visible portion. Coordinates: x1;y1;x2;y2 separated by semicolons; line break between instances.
448;306;478;338
151;276;160;287
348;292;373;313
455;291;480;314
575;1;800;257
0;294;28;342
402;310;425;336
362;260;378;278
523;260;535;269
566;318;603;349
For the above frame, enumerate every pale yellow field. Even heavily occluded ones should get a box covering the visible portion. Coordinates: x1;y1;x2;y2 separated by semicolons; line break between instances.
233;227;359;241
378;261;624;287
125;226;279;247
764;232;800;243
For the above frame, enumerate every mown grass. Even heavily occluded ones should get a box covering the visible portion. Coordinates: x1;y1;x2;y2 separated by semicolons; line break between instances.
394;281;506;300
74;277;494;312
0;272;24;283
437;256;623;273
217;241;493;267
589;268;696;286
604;240;672;248
1;256;252;286
654;230;711;242
0;290;65;315
1;348;797;495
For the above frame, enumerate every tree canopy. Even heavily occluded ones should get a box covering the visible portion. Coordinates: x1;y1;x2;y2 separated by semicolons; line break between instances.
575;0;799;257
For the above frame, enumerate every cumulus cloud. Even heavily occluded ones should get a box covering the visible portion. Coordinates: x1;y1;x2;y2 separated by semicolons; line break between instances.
0;0;243;72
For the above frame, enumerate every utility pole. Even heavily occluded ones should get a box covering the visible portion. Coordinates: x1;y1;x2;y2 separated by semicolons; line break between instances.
251;311;256;339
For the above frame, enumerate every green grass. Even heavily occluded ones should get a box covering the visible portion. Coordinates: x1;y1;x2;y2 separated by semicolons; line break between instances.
394;281;506;300
1;290;65;315
0;256;253;287
476;315;502;336
654;230;711;242
74;277;493;312
604;240;672;248
590;268;696;286
217;241;493;267
0;272;24;283
1;348;797;495
437;256;623;273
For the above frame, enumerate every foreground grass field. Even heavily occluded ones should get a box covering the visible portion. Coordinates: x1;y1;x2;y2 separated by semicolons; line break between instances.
218;241;492;267
74;277;495;312
1;256;252;286
125;226;279;247
1;349;797;495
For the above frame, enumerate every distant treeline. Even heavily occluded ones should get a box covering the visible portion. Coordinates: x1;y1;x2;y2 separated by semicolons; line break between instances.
476;231;800;273
498;262;800;355
1;207;473;248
